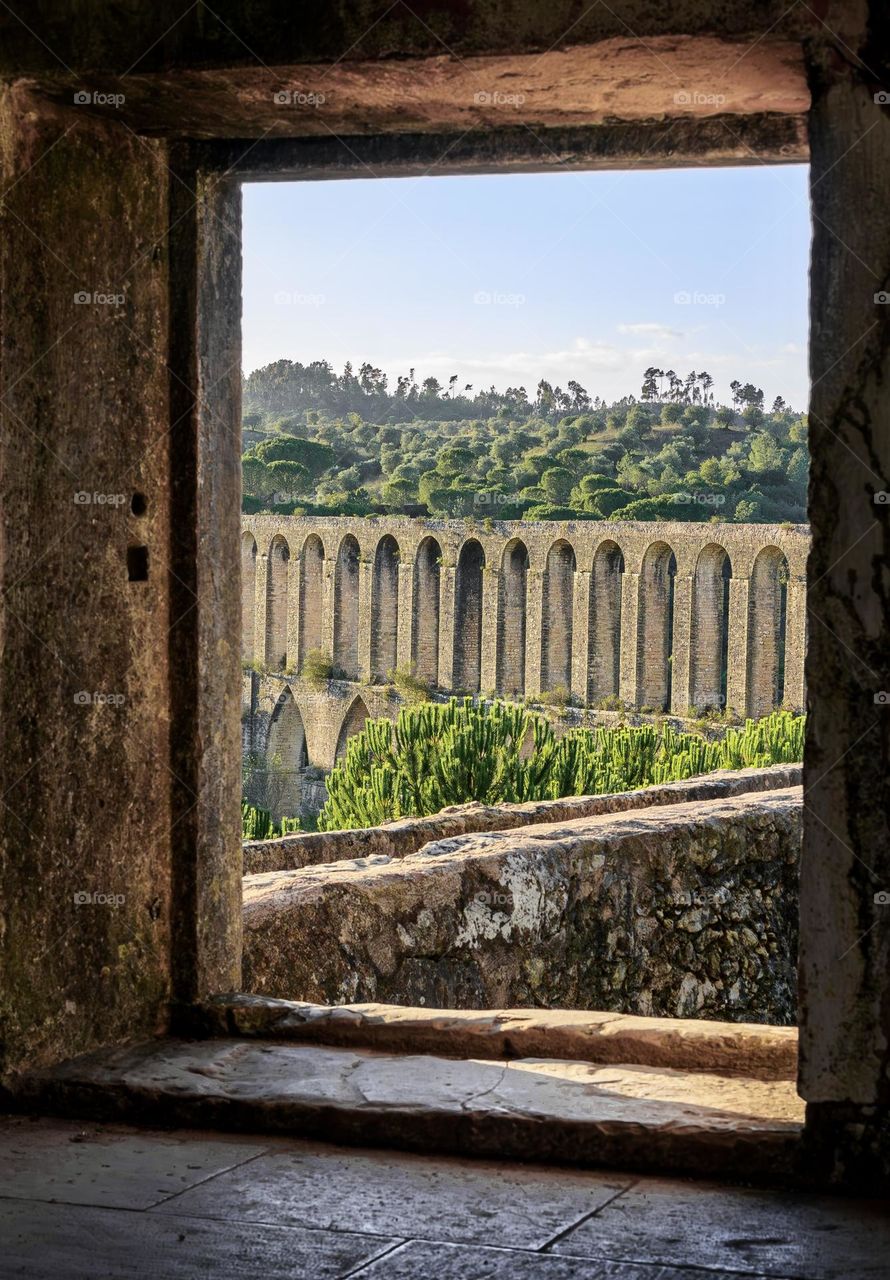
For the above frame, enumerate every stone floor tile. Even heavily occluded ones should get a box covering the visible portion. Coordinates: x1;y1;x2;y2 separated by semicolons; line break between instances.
0;1116;267;1209
550;1176;890;1278
0;1198;399;1279
350;1239;776;1279
151;1141;631;1249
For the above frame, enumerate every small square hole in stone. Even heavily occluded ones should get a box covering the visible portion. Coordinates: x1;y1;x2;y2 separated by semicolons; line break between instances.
127;545;149;581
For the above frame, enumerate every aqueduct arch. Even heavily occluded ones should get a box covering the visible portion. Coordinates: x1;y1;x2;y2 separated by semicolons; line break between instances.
335;695;370;761
371;534;400;680
636;541;677;712
298;533;325;671
412;536;441;685
241;532;257;662
453;539;485;694
588;539;624;706
541;539;576;694
333;534;361;680
265;686;309;819
748;546;790;717
264;535;290;671
497;538;528;698
690;543;733;713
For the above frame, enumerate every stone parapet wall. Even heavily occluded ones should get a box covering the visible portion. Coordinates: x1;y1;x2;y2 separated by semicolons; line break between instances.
243;763;802;873
243;786;802;1024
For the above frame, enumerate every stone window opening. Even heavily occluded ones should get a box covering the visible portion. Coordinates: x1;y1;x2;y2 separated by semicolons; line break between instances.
4;12;886;1190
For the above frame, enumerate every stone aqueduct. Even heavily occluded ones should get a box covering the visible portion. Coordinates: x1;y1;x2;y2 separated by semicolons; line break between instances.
241;515;807;812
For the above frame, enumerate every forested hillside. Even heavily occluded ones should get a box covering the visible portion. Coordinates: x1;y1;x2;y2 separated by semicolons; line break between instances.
242;360;807;523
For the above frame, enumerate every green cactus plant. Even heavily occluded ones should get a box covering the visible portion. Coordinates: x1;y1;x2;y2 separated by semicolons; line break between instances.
316;701;804;832
241;799;303;839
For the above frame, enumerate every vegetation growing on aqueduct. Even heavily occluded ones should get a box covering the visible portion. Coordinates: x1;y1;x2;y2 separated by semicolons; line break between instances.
317;699;804;831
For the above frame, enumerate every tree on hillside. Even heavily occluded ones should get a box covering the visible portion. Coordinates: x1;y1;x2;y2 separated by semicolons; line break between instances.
788;447;808;486
748;432;786;475
541;467;575;505
436;445;476;477
242;456;272;500
251;434;336;477
731;381;764;412
641;367;661;401
266;460;310;495
567;379;591;411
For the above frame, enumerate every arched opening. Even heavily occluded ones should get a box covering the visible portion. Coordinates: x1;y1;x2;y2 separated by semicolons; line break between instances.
335;695;370;761
748;546;789;716
371;535;400;680
588;540;624;705
412;536;441;685
241;531;257;662
333;534;360;679
263;687;308;821
497;539;528;697
690;544;732;713
264;535;290;671
298;534;325;669
541;539;576;695
637;542;677;711
453;539;485;693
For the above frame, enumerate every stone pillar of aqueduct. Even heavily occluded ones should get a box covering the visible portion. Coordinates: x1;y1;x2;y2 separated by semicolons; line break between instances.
241;516;807;803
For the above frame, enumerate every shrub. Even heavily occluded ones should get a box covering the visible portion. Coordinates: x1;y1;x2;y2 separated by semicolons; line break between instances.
586;487;637;517
595;694;627;712
534;685;572;710
301;648;334;687
522;504;583;521
390;663;433;703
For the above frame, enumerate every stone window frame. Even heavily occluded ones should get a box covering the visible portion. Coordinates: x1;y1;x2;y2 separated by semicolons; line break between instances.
133;47;890;1160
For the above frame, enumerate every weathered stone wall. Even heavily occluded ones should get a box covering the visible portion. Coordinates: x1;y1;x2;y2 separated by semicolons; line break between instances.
243;763;802;874
0;93;243;1082
243;787;802;1024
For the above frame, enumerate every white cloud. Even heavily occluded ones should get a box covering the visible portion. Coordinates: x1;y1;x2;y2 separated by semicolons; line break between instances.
393;337;667;394
617;322;684;341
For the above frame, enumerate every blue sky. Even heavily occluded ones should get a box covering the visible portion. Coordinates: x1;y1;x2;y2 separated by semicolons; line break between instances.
242;164;809;409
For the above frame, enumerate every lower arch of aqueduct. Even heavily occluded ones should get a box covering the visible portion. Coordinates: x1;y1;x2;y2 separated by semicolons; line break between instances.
241;516;807;814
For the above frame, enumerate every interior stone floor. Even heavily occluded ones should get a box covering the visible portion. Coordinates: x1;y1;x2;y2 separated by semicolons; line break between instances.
0;1114;887;1279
